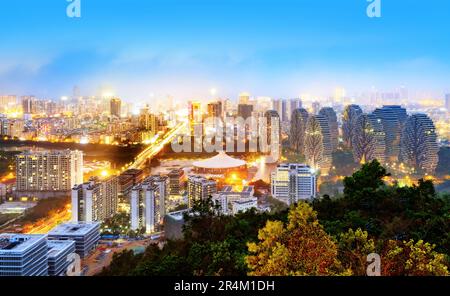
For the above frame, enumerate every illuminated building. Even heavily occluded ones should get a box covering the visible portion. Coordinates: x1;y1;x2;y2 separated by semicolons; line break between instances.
71;176;119;222
342;104;363;149
207;101;223;118
0;234;48;276
373;105;408;162
48;222;100;259
352;114;386;164
239;92;251;105
139;105;157;135
0;116;24;138
400;114;439;174
319;107;339;152
110;97;122;118
130;176;168;234
192;152;246;175
271;163;317;205
16;150;84;194
47;240;76;276
188;101;202;123
187;176;217;208
290;108;309;155
304;116;331;175
21;96;36;115
212;186;256;215
263;110;281;162
168;169;185;196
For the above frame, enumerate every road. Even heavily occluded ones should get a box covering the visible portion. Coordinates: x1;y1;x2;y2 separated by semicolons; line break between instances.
83;239;153;276
23;205;72;234
128;122;187;170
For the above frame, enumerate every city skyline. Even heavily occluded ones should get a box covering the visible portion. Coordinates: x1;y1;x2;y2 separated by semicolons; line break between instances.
0;1;449;100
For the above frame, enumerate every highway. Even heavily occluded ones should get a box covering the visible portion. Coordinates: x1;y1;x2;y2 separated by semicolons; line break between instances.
128;122;187;170
23;204;72;234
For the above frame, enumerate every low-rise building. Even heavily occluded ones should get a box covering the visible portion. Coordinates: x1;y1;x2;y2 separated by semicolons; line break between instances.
47;240;76;276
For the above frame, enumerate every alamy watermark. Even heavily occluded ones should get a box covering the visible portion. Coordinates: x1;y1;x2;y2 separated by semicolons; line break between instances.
367;253;381;276
171;116;281;164
367;0;382;18
67;0;81;18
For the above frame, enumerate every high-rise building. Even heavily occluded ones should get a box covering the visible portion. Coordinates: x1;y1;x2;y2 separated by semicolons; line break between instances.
187;176;217;208
0;234;49;276
373;105;408;162
315;115;333;175
288;98;302;120
48;222;100;259
290;108;309;155
110;97;122;118
139;105;157;134
168;169;185;196
237;104;254;120
304;116;331;175
21;96;36;114
207;101;223;118
342;104;363;149
271;163;317;205
352;114;386;164
188;101;203;123
263;110;281;162
400;114;439;174
239;92;251;105
0;117;24;138
319;107;339;152
16;150;84;193
72;176;119;222
47;240;76;276
130;176;168;234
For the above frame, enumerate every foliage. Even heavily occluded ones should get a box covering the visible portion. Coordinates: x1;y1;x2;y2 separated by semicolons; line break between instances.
246;203;346;276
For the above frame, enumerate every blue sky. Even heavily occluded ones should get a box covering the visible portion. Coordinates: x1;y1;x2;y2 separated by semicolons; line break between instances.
0;0;449;101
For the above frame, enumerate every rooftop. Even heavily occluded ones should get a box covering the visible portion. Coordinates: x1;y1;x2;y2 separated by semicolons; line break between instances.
48;222;100;236
0;234;46;253
47;240;75;258
193;152;246;169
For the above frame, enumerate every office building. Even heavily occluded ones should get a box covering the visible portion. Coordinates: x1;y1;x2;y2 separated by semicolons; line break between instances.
212;186;256;215
271;163;317;205
47;240;76;276
16;150;83;193
237;104;254;119
231;197;258;215
187;176;217;208
445;94;450;111
0;234;48;276
207;101;223;118
48;222;100;259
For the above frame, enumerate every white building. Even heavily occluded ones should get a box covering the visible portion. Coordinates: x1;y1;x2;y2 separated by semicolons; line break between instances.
72;176;119;222
231;197;258;215
0;234;48;276
48;222;100;259
212;186;257;215
187;176;217;208
271;163;317;205
16;150;83;192
130;176;168;234
47;240;76;276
